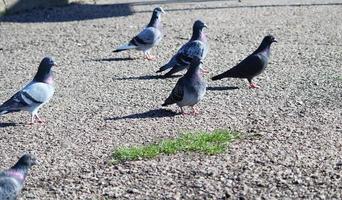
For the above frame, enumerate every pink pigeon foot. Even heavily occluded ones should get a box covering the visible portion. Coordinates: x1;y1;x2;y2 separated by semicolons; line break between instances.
249;83;260;89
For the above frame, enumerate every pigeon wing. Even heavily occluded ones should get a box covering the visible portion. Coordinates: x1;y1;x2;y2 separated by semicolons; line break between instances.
222;54;264;79
177;40;205;62
129;27;159;46
162;78;185;106
0;82;54;114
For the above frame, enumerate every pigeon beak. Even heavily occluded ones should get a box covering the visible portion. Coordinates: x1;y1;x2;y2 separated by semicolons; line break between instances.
53;62;58;67
273;39;278;43
32;159;39;165
161;8;166;14
204;24;208;29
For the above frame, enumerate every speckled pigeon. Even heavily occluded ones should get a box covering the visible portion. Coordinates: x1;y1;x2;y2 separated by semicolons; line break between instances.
156;20;208;77
211;35;277;88
0;57;56;124
113;7;165;60
162;56;206;115
0;154;37;200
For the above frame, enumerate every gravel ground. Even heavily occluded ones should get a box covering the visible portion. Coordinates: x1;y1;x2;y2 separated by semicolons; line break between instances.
0;0;342;199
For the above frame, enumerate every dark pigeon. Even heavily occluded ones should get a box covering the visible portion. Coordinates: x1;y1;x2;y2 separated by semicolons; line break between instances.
113;7;165;60
211;35;277;88
0;57;56;124
156;20;208;77
0;154;37;200
162;56;206;115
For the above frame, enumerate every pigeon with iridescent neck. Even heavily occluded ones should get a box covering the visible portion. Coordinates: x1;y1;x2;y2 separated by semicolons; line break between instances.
113;7;165;60
211;35;277;88
162;56;206;115
0;154;37;200
0;57;56;124
156;20;208;77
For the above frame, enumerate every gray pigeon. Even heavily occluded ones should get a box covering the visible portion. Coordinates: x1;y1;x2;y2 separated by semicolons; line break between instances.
0;154;37;200
156;20;208;77
211;35;277;88
113;7;165;60
162;56;206;115
0;57;56;124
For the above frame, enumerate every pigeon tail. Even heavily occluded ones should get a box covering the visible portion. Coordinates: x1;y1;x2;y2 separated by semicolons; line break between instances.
0;109;9;116
211;73;228;81
113;43;137;53
163;67;180;77
162;97;175;107
156;64;170;73
211;68;242;80
161;102;171;107
0;104;17;116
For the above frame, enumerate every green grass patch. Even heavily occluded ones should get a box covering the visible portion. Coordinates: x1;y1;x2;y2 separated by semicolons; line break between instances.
112;130;239;163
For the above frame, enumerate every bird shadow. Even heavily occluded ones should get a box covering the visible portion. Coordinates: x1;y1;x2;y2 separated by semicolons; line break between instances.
105;108;179;121
1;1;341;23
0;3;135;23
113;74;182;81
0;122;18;128
92;57;137;62
206;86;239;91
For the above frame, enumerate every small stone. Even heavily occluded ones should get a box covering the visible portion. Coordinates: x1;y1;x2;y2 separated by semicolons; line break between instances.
336;161;342;166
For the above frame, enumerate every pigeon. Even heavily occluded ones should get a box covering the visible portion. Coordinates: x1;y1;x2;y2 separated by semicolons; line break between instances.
0;57;56;124
162;56;206;115
0;154;37;200
113;7;165;60
211;35;277;88
156;20;208;77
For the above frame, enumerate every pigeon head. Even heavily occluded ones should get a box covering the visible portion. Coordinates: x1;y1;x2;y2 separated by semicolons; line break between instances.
15;154;38;167
11;154;37;171
7;154;37;182
193;20;208;30
33;56;56;83
153;7;165;16
254;35;277;54
191;20;208;41
148;7;165;27
262;35;277;45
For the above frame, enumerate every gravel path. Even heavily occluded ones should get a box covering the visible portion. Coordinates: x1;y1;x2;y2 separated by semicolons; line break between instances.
0;0;341;199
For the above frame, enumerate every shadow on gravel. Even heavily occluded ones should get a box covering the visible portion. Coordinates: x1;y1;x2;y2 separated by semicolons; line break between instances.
207;86;239;91
0;122;17;128
92;57;137;62
1;1;341;23
0;3;134;23
105;108;179;121
112;74;182;81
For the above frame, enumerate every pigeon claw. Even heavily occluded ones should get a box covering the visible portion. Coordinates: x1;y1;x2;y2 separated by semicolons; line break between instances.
200;68;209;75
249;83;260;89
144;55;157;61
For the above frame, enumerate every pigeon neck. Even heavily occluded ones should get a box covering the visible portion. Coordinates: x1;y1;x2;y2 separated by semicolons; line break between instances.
185;63;201;77
33;67;53;84
7;167;28;182
191;28;205;41
254;42;271;55
147;12;160;28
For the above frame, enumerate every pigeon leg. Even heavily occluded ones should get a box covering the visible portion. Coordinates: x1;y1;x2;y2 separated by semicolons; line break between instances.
180;107;188;115
28;114;36;125
200;68;209;74
143;51;156;61
249;83;259;89
248;79;259;89
191;107;200;115
35;114;45;123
